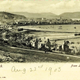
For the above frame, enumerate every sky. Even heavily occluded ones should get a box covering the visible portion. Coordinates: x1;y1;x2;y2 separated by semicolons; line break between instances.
0;0;80;15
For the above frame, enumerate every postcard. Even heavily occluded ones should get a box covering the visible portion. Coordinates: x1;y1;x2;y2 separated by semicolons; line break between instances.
0;0;80;80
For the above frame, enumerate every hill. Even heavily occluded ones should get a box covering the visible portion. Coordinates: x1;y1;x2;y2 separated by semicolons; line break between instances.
59;12;80;19
13;12;58;19
14;12;80;19
0;12;26;24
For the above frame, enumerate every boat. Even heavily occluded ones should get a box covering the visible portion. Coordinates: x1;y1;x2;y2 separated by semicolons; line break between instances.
74;33;80;36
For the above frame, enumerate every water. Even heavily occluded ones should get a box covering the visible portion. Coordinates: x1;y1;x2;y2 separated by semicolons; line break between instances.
19;25;80;32
18;25;80;45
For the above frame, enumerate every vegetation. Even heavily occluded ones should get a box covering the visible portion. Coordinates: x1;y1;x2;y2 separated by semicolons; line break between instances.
1;12;80;28
0;45;65;62
0;12;80;62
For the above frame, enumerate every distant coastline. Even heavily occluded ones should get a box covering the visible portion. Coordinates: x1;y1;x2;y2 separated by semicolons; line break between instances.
0;12;80;27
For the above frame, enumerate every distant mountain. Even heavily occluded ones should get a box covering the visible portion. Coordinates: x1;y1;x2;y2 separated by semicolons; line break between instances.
59;12;80;19
13;12;58;19
14;12;80;19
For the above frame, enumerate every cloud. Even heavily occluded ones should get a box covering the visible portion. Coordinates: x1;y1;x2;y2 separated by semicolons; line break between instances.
0;1;35;12
65;0;75;7
0;0;80;14
49;0;80;14
50;1;65;8
50;1;76;9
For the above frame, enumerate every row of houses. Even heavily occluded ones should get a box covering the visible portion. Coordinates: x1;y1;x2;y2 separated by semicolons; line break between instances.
12;17;80;25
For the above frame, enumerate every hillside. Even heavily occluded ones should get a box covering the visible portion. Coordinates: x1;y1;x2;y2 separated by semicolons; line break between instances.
59;12;80;19
14;12;80;19
0;12;26;24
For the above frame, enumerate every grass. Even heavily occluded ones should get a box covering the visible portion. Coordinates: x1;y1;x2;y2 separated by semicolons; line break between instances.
0;50;26;62
0;45;65;62
0;45;80;62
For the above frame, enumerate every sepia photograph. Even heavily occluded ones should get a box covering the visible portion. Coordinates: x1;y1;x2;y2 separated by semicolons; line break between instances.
0;0;80;80
0;0;80;62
